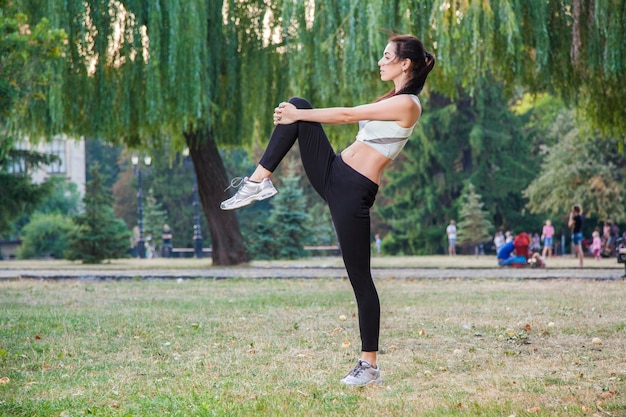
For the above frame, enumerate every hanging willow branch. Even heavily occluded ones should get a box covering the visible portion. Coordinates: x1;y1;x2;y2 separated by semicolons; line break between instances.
11;0;626;146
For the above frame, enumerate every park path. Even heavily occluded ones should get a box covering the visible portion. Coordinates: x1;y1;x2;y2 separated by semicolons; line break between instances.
0;266;623;281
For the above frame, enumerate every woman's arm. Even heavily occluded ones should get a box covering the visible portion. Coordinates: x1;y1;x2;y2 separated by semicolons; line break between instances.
275;95;421;128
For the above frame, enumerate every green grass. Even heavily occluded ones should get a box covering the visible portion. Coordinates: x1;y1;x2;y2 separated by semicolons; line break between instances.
1;278;625;416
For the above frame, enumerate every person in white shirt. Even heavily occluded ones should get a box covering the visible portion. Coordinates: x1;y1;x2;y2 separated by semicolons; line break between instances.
219;34;435;386
446;220;457;256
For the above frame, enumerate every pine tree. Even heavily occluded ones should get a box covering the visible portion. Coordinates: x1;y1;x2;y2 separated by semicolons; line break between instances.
456;184;494;255
65;165;131;263
142;188;168;252
266;169;310;260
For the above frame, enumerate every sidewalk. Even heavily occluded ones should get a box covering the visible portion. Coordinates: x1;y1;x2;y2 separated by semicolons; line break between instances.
0;255;624;281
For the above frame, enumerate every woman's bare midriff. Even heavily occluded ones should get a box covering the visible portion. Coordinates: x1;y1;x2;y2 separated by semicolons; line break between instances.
341;141;392;185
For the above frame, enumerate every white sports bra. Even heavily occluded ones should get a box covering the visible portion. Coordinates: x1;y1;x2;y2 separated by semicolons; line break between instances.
355;95;419;160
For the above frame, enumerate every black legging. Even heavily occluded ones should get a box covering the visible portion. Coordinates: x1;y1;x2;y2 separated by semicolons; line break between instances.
259;97;380;352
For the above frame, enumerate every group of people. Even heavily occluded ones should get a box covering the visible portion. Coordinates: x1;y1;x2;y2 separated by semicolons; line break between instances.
493;219;556;260
494;204;623;269
495;231;545;268
495;209;577;268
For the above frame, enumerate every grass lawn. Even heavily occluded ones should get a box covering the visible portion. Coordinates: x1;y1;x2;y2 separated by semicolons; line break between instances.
1;277;625;416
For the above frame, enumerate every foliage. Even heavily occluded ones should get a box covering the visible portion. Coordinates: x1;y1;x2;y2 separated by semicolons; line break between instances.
109;150;210;250
303;200;337;248
523;110;626;223
6;175;82;241
0;172;53;236
456;183;494;249
145;152;210;249
378;82;536;255
240;166;311;261
425;0;626;136
0;9;66;235
142;188;168;250
0;8;66;135
16;213;74;259
85;137;123;192
65;165;131;263
9;0;626;262
245;221;276;261
265;170;311;260
32;176;82;216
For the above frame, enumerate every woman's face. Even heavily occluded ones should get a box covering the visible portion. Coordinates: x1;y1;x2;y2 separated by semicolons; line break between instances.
378;42;404;82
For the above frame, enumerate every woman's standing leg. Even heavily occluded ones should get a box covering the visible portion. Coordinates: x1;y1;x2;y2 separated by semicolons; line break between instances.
325;157;382;385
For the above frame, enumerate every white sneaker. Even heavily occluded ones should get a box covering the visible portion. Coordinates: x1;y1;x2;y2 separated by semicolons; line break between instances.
220;177;278;210
340;359;382;386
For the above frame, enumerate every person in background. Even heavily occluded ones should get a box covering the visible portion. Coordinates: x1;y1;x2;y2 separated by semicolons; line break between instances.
374;233;382;256
568;204;584;268
541;219;554;258
161;224;173;258
446;220;457;256
493;230;505;253
591;230;602;260
529;232;542;253
130;226;140;258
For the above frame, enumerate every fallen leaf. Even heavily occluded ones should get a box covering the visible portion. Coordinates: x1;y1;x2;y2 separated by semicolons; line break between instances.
0;377;9;385
341;341;351;348
524;323;532;332
526;406;540;413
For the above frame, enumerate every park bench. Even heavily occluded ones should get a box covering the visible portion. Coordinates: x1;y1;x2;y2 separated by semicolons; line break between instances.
171;247;213;258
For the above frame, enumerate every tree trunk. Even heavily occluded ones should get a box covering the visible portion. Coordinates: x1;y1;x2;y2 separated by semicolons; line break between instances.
184;129;249;266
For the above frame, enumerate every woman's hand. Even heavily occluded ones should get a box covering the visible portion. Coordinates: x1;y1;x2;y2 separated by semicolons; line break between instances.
273;102;297;125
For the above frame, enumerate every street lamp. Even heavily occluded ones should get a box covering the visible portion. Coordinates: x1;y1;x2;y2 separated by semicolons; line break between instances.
131;154;152;258
183;148;203;258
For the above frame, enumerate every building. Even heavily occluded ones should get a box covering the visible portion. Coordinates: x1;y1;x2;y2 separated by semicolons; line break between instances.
29;135;86;195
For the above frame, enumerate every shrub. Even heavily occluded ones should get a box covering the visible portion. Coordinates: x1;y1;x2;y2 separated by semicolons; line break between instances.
17;213;74;259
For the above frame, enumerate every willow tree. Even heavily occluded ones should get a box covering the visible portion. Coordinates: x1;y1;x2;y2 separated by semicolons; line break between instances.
12;0;625;264
0;6;66;234
15;0;289;264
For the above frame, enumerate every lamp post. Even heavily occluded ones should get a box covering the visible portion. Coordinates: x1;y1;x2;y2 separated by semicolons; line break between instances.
131;154;152;258
183;148;203;258
192;175;203;258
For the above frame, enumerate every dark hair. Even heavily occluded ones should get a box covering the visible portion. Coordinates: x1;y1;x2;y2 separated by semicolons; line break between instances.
377;35;435;102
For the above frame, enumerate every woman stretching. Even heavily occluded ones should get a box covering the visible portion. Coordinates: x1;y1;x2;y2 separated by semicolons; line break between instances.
221;34;435;386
